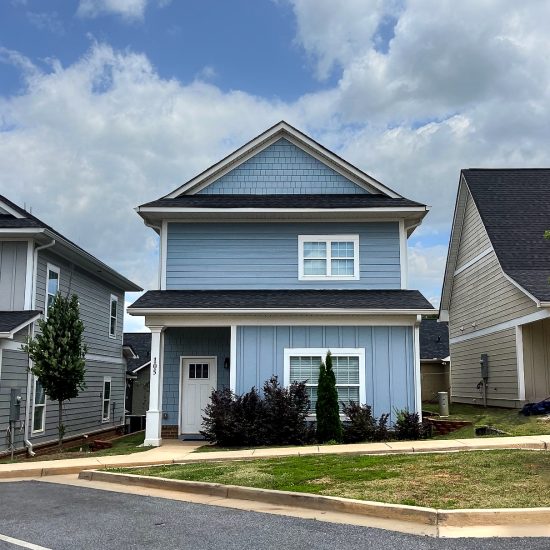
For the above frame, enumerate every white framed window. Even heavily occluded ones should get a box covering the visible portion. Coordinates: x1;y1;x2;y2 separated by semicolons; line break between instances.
284;348;366;413
102;377;111;422
32;377;46;434
109;294;118;339
45;263;60;318
298;235;359;280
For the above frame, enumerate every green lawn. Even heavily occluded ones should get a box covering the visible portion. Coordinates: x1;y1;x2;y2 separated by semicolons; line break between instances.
115;449;550;509
423;402;550;438
0;431;147;463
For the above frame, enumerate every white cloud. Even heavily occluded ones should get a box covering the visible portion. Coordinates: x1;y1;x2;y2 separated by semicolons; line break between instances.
77;0;148;21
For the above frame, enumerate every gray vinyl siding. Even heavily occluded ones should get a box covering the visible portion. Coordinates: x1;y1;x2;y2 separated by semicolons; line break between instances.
131;366;150;416
166;222;401;290
236;325;416;421
28;358;126;447
450;328;519;403
455;192;492;267
0;347;29;453
522;318;550;402
0;241;27;310
35;249;124;358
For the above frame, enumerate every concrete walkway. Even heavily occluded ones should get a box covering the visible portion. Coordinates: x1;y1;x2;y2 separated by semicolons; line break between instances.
1;434;549;479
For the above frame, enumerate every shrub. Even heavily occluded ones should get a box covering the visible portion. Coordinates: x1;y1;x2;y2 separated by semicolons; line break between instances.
316;351;343;443
200;388;240;447
394;410;431;440
342;402;390;443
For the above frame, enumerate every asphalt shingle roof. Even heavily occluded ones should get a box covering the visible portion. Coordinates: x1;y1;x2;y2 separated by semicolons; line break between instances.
419;319;449;360
140;194;425;209
129;289;434;311
0;311;41;334
123;332;151;373
463;169;550;302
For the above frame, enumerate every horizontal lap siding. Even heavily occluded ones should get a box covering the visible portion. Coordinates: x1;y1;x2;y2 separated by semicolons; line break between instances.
36;250;125;358
455;193;491;267
198;138;369;195
162;328;230;428
166;222;401;290
236;325;415;421
450;328;518;401
0;241;27;310
0;349;29;452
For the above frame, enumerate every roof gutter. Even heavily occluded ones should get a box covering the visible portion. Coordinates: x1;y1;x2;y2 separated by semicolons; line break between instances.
127;307;436;316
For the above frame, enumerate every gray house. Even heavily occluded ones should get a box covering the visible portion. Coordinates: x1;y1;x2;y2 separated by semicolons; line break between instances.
0;195;141;455
128;121;434;445
124;332;151;418
440;169;550;407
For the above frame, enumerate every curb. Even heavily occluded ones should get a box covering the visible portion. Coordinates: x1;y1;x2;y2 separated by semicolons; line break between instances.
78;469;550;536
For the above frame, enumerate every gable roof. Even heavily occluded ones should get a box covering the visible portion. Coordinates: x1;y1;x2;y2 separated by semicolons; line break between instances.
164;121;402;198
0;310;41;339
123;332;151;373
0;195;141;292
420;319;449;361
440;169;550;315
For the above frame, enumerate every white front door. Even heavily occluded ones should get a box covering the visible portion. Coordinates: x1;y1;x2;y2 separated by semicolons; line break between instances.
180;357;217;435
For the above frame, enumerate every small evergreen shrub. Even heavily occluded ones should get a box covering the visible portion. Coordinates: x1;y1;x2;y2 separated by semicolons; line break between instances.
342;402;390;443
316;352;343;443
394;410;431;440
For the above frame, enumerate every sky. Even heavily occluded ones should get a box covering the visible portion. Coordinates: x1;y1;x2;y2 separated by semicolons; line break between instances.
1;0;549;332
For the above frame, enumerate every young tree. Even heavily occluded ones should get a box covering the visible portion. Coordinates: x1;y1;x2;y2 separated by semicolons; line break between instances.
315;351;343;442
24;293;87;448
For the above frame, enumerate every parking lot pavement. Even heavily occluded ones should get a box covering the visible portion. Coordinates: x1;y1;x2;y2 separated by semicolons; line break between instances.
0;481;549;550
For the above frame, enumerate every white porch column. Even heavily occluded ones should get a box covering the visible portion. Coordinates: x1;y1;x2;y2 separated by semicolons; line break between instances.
144;326;164;446
413;315;422;420
230;325;237;393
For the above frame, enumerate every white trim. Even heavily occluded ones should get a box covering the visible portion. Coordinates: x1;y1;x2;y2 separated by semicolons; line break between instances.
230;325;237;392
179;355;217;435
453;247;493;276
139;206;426;215
449;308;550;344
109;294;118;339
166;122;401;198
413;316;422;419
298;235;359;281
516;325;526;401
102;376;112;422
31;376;46;434
24;239;34;309
500;270;541;306
160;220;168;290
0;340;24;351
0;228;44;235
0;313;41;340
45;263;60;319
399;220;408;289
0;199;25;218
283;347;366;407
131;360;151;373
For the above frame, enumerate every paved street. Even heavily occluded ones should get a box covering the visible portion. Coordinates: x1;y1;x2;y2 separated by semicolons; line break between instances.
0;481;548;550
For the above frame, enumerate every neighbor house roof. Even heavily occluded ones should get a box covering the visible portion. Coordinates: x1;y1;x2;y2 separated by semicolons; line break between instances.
0;310;41;338
128;289;434;314
462;169;550;303
123;332;151;373
419;319;449;361
0;195;141;292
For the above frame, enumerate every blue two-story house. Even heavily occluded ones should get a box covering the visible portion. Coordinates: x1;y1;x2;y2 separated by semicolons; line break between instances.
129;122;434;446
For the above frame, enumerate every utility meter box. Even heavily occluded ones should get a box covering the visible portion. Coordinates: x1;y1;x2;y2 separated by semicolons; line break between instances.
480;354;489;380
9;389;22;422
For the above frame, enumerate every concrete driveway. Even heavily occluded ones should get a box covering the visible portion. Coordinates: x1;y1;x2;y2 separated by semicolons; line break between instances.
0;481;549;550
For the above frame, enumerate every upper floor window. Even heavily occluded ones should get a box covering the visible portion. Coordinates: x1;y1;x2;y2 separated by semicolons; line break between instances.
45;264;60;317
298;235;359;280
109;294;118;339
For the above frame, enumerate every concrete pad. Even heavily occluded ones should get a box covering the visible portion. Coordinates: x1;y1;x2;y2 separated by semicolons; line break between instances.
382;441;416;452
411;440;468;452
453;436;545;450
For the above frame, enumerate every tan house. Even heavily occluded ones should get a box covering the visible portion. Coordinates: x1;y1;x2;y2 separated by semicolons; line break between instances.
440;169;550;408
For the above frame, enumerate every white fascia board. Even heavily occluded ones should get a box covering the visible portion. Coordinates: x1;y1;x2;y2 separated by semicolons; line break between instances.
138;206;427;215
129;307;435;316
0;228;44;235
0;199;25;218
166;122;402;198
0;313;41;340
132;360;151;373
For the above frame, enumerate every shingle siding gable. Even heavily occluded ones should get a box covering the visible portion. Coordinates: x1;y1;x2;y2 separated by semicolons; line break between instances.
197;138;369;195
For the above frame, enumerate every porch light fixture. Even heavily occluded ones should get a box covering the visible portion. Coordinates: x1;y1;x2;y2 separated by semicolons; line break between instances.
223;357;230;370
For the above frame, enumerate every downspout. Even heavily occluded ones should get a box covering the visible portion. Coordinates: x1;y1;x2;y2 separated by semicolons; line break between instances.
24;238;56;456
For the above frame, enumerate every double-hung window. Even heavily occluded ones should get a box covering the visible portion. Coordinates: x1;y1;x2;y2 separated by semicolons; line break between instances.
45;264;60;317
32;377;46;433
298;235;359;280
102;377;111;422
109;294;118;339
285;348;365;413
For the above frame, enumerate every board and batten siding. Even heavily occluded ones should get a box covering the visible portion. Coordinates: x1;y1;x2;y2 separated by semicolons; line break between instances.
450;328;519;404
236;325;416;421
0;241;27;310
35;249;125;358
522;318;550;402
166;222;401;290
0;347;29;453
197;138;369;195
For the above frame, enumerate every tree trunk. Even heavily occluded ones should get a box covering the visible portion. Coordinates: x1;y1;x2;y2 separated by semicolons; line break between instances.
58;400;63;449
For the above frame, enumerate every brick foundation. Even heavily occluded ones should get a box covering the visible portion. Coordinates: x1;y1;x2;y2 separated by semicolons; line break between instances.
161;425;179;439
426;418;472;436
